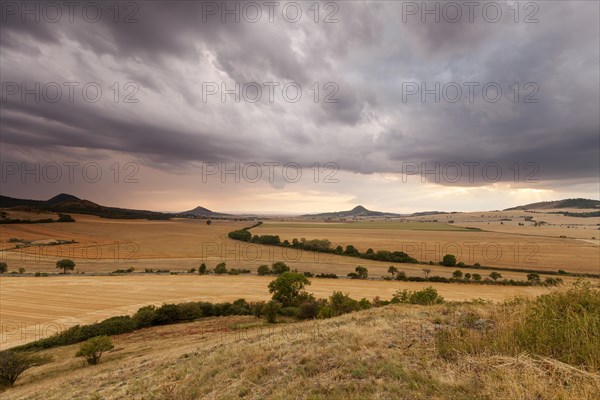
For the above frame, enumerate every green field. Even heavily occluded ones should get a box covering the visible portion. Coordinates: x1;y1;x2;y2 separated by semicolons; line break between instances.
261;221;476;231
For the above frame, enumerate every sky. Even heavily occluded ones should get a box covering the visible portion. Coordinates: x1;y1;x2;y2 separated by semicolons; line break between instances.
1;1;599;214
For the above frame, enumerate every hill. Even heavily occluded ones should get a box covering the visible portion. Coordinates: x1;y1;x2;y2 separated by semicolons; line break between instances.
302;205;403;219
0;194;172;220
180;205;232;218
2;290;598;399
505;198;600;210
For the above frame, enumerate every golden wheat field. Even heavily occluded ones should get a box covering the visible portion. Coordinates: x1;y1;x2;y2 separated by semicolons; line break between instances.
0;211;598;351
0;274;552;350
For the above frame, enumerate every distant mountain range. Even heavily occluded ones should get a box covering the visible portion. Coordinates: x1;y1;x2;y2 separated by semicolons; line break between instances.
3;194;598;221
301;205;403;219
0;193;244;220
505;198;600;211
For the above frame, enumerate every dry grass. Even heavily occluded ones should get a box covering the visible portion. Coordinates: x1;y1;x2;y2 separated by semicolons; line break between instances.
2;302;598;399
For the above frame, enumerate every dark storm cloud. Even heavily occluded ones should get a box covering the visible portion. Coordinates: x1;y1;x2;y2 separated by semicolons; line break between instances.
1;0;598;188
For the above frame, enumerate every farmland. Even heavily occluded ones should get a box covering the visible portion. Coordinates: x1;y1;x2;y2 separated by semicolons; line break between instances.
0;274;553;350
0;209;598;352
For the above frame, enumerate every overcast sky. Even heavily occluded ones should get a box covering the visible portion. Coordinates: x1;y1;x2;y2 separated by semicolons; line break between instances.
1;1;598;214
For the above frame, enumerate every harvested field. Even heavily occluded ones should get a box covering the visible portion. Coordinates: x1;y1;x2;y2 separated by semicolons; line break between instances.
0;274;551;350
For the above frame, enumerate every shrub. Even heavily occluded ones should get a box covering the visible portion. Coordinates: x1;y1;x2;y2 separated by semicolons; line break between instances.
0;351;52;387
153;304;180;325
76;336;114;365
395;271;408;281
472;273;482;281
452;270;463;279
527;273;541;284
299;299;320;319
489;271;502;281
279;306;300;318
315;273;338;279
133;305;157;328
262;301;281;323
348;266;368;279
18;267;25;274
441;254;456;267
213;262;227;274
198;263;207;274
257;265;271;276
0;262;7;274
393;287;444;305
329;291;360;316
271;261;289;275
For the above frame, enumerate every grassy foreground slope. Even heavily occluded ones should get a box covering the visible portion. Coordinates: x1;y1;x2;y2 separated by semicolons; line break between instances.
3;285;599;400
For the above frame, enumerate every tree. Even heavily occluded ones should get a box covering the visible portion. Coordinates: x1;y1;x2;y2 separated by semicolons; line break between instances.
268;272;311;307
271;261;290;275
344;245;360;256
0;351;51;387
76;336;114;365
0;262;7;274
206;220;212;225
489;272;502;281
464;273;472;281
213;262;227;274
422;268;431;279
354;266;368;279
198;263;207;274
262;301;281;323
257;265;271;276
442;254;456;267
387;266;398;277
452;270;463;279
56;259;75;274
472;273;482;282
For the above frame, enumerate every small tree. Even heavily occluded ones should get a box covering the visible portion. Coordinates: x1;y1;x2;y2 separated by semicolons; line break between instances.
387;266;398;277
0;262;7;274
442;254;456;267
206;220;212;225
56;259;75;274
354;266;368;279
268;272;311;307
422;268;431;279
472;273;482;282
464;273;472;281
257;265;271;276
213;262;227;274
262;301;281;323
76;336;114;365
198;263;207;275
452;270;463;279
489;272;502;281
0;351;51;387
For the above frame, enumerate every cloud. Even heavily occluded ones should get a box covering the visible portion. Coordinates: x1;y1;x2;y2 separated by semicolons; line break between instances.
1;0;598;194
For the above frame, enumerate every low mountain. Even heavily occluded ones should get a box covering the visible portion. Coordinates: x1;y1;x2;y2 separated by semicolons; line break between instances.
180;206;232;218
0;194;172;220
505;198;600;210
47;193;81;204
302;205;402;219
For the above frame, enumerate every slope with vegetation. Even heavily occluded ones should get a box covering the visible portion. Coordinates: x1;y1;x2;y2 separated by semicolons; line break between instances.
1;279;598;399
